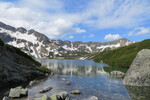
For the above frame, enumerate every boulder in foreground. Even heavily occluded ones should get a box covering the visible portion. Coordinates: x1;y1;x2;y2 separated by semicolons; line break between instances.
123;49;150;86
9;86;28;98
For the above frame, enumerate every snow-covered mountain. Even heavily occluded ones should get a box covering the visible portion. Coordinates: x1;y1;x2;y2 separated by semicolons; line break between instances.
0;22;133;58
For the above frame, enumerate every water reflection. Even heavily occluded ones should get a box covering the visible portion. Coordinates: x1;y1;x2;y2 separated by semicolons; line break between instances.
38;59;109;76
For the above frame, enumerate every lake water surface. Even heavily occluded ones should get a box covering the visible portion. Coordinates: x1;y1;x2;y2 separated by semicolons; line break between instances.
1;59;150;100
33;59;130;100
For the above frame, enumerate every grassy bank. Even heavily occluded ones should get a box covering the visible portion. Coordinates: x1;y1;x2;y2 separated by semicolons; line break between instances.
92;39;150;68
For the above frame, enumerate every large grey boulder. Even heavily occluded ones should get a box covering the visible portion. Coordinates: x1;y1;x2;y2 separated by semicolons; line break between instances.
9;86;28;98
123;49;150;86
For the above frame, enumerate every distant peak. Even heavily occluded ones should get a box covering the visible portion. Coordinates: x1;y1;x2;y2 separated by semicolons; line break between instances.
17;27;27;33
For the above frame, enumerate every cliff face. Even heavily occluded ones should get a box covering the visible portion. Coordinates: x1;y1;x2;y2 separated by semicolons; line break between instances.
123;49;150;86
0;39;47;88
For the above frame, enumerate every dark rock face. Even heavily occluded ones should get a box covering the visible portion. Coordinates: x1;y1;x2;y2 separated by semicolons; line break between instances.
0;21;133;58
123;49;150;86
0;22;16;32
16;27;27;33
0;40;45;88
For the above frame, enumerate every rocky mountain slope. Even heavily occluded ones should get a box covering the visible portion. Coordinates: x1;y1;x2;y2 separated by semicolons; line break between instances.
0;39;50;88
0;22;132;58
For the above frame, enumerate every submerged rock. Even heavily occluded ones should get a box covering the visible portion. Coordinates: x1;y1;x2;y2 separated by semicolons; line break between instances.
9;86;28;98
89;96;98;100
39;87;52;93
123;49;150;86
70;90;81;94
66;81;71;85
110;71;125;77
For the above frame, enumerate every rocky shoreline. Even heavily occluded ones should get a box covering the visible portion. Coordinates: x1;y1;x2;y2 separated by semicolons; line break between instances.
2;76;99;100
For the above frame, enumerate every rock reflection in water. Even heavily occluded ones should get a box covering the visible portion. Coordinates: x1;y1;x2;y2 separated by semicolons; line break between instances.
125;85;150;100
38;59;109;76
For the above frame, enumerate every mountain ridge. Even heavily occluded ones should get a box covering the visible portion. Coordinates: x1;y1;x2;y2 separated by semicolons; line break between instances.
0;21;133;58
91;39;150;68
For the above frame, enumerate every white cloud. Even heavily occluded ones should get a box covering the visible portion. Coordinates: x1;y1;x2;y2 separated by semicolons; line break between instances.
68;36;74;39
75;28;86;33
128;27;150;36
89;34;94;38
0;1;86;39
0;0;150;39
83;0;150;29
104;34;122;41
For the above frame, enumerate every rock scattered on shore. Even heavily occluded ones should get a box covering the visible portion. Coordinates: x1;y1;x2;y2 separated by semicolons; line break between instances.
9;86;28;98
110;71;125;77
50;91;68;100
70;90;81;94
37;94;49;100
39;87;52;93
37;91;69;100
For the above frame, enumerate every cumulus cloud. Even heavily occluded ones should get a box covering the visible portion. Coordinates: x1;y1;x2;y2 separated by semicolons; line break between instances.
0;0;86;39
128;27;150;36
0;0;150;39
104;34;122;41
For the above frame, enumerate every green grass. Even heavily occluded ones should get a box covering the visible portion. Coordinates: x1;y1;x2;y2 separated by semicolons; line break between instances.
103;66;128;73
92;39;150;68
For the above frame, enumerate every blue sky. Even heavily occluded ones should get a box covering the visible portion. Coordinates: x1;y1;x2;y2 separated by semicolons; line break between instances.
0;0;150;42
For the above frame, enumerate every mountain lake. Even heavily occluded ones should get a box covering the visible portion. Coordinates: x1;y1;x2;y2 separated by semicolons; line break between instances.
0;59;150;100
